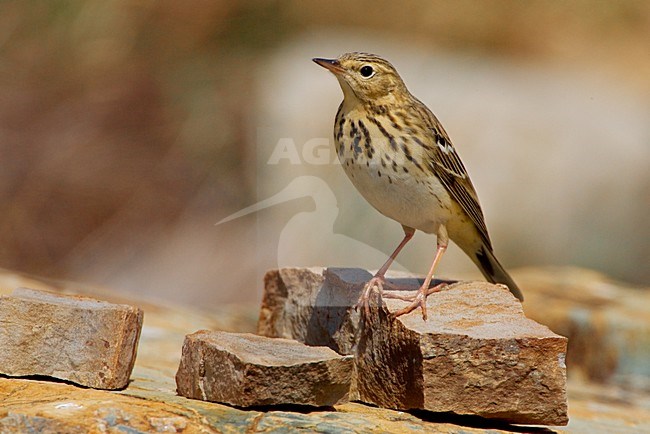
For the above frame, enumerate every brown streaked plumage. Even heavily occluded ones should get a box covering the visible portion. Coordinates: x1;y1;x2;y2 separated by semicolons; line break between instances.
313;52;523;320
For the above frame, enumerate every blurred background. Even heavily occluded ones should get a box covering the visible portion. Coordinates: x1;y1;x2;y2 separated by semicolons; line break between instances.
1;0;649;309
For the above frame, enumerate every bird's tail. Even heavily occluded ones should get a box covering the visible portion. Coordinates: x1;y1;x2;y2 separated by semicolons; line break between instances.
472;244;524;301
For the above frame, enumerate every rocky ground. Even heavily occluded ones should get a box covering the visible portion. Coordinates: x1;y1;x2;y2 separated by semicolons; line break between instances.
0;267;648;433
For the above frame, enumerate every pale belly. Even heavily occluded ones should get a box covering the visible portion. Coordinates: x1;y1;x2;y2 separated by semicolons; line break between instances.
342;159;453;234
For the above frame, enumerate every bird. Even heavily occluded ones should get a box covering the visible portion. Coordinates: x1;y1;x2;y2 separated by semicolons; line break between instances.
313;52;524;320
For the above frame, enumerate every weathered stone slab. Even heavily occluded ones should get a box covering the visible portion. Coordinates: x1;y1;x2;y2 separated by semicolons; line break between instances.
0;287;143;390
258;267;362;354
175;330;354;407
257;267;327;345
360;281;568;425
258;267;569;425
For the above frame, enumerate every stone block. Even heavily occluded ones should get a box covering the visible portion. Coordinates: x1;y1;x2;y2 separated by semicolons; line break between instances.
0;287;143;389
175;330;353;407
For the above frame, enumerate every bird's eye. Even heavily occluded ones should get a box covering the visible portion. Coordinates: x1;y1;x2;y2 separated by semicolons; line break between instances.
360;65;375;78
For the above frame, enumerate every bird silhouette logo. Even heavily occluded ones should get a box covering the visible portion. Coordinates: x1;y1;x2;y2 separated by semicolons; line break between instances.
217;175;409;273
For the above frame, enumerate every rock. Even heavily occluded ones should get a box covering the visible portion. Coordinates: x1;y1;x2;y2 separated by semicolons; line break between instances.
257;267;324;342
1;267;649;433
361;282;568;425
0;287;143;390
175;330;354;407
258;267;569;425
258;267;365;355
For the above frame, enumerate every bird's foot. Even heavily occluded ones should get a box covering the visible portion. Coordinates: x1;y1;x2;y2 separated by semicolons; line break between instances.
387;282;448;321
355;275;398;316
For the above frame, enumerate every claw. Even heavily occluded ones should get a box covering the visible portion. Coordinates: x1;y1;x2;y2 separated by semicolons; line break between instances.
390;282;448;320
356;276;447;320
355;275;388;315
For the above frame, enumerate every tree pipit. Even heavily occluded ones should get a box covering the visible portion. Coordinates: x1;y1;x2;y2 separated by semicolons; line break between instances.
313;52;524;320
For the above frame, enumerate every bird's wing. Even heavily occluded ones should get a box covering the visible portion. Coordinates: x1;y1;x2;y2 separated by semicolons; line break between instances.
413;101;492;248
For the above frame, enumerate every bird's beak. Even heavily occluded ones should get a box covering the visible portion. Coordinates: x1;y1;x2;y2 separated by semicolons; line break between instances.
312;57;344;75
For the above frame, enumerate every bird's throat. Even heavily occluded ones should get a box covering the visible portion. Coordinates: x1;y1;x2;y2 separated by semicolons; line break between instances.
336;76;362;107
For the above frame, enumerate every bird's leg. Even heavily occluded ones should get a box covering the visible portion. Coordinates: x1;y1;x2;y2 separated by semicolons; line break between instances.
391;226;449;321
355;226;414;316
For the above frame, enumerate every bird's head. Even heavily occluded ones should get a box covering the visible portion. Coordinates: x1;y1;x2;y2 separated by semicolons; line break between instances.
313;52;408;105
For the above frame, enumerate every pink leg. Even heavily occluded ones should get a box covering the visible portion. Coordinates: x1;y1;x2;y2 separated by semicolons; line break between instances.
355;226;415;316
391;242;448;321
